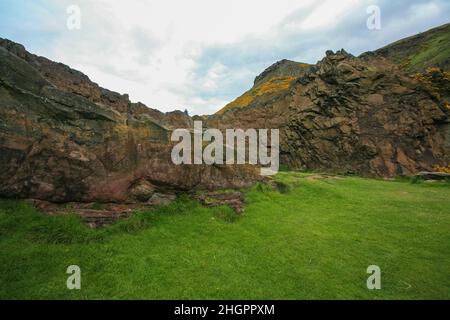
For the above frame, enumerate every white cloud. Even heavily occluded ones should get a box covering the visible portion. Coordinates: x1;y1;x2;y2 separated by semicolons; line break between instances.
40;0;350;113
287;0;360;31
33;0;450;115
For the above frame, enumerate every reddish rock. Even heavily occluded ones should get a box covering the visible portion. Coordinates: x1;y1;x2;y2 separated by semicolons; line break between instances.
209;50;450;178
0;39;263;204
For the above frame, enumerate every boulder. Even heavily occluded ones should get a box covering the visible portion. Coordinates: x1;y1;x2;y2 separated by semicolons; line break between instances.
147;193;177;206
129;180;155;202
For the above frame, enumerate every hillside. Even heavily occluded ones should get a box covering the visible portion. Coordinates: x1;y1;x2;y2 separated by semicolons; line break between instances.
0;39;261;204
210;25;450;177
217;23;450;116
375;23;450;73
217;60;311;115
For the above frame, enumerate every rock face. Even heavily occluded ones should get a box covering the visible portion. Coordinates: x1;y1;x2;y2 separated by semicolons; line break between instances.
194;191;245;214
1;23;450;206
216;60;311;115
210;48;450;177
0;39;262;203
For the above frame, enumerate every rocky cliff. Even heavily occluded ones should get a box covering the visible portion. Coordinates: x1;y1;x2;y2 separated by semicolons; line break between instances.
210;25;450;177
1;23;449;205
0;39;261;203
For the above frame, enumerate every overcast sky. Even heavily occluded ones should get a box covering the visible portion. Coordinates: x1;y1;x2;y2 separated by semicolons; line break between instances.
1;0;449;114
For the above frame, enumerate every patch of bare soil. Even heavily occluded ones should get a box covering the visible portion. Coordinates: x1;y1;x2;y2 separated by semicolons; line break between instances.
26;200;148;228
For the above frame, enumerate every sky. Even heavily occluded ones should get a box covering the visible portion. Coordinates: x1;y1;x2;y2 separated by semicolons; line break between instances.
0;0;449;115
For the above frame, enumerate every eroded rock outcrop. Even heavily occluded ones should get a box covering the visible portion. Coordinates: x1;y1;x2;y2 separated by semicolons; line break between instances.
210;49;450;177
1;23;450;208
0;40;262;203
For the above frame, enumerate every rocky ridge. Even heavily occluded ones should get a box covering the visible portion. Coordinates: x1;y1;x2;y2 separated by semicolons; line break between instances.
209;47;450;177
1;23;450;216
0;39;262;208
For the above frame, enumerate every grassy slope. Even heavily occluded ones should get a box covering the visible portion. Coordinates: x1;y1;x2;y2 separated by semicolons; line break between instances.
0;173;449;299
406;32;450;71
375;23;450;72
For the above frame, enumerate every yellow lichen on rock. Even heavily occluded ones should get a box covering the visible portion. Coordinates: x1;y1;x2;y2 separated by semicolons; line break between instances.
217;76;296;115
434;165;450;174
297;62;310;70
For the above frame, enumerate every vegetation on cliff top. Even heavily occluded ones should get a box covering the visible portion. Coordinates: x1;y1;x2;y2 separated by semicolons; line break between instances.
1;173;449;299
376;23;450;72
217;76;296;115
414;67;450;104
217;23;450;116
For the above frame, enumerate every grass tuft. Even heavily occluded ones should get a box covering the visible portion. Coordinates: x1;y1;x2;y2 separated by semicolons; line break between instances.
212;206;240;223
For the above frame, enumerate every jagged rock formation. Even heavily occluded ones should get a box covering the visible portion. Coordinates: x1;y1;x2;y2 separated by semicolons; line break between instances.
210;44;450;177
0;38;194;129
0;39;261;203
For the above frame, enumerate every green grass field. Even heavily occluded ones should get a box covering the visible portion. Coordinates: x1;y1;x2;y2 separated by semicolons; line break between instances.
1;172;449;299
